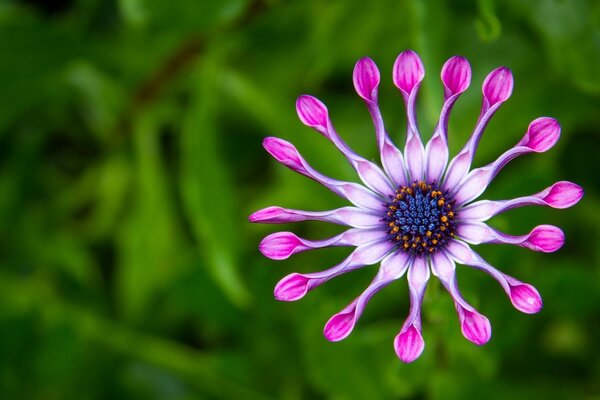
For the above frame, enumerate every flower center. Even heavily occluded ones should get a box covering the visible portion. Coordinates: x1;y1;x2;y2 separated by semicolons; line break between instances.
384;181;456;255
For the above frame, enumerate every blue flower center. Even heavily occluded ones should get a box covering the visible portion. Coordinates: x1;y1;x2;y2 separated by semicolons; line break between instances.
384;181;456;255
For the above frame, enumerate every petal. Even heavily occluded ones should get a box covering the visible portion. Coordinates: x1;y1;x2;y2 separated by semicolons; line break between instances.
458;181;584;221
430;252;491;345
296;95;328;134
295;97;394;195
441;56;471;98
324;252;411;341
457;222;565;253
394;324;425;363
393;50;425;96
482;66;513;108
274;240;394;302
446;240;543;314
453;118;563;205
443;67;513;191
248;206;383;228
459;309;491;346
508;283;543;314
263;137;385;211
353;57;380;103
518;117;561;153
541;181;584;209
259;230;387;260
424;133;449;184
405;133;425;182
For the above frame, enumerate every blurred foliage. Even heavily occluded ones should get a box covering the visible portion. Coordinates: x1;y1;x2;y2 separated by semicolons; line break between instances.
0;0;599;398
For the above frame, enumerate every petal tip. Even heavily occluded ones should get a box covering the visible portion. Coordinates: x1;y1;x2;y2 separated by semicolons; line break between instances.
527;225;564;253
393;50;425;95
394;325;425;363
441;55;471;95
510;284;543;314
520;117;561;153
296;95;329;133
259;232;303;260
543;181;584;209
323;311;356;342
482;66;513;106
353;57;380;103
461;310;491;346
274;273;310;301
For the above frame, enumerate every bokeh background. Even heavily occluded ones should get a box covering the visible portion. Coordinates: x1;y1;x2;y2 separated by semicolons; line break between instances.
1;0;599;398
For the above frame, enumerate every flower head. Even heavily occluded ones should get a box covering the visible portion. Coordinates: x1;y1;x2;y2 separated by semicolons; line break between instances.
249;51;583;363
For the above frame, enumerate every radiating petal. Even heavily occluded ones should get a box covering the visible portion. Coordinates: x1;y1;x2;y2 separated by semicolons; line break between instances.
443;67;514;191
482;67;513;108
263;137;385;210
430;251;491;345
248;206;383;228
393;50;425;182
273;240;394;301
295;96;394;195
324;252;411;341
355;57;408;187
441;56;471;98
508;283;543;314
393;50;425;97
458;181;584;221
394;256;430;363
296;95;328;134
446;240;543;314
457;222;564;253
452;117;561;204
394;324;425;363
353;57;380;104
459;309;492;345
258;228;388;260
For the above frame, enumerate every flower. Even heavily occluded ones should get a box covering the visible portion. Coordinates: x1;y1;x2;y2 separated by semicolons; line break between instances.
249;50;583;363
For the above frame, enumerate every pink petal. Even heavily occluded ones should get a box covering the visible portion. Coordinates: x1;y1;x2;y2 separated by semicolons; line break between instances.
259;232;304;260
460;309;491;346
441;56;471;97
248;206;382;228
353;57;380;103
518;117;561;153
509;283;543;314
394;325;425;363
296;95;328;133
542;181;584;209
523;225;564;253
324;307;357;342
393;50;425;95
263;137;304;171
274;273;310;301
482;66;513;106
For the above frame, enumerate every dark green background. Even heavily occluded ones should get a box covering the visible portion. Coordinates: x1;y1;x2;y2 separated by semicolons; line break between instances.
0;0;598;399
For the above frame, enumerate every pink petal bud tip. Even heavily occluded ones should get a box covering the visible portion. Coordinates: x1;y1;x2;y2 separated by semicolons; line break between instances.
353;57;380;103
262;137;304;171
510;284;543;314
393;50;425;94
542;181;584;209
394;325;425;363
259;232;303;260
519;117;560;152
441;56;471;95
461;310;491;346
296;95;329;133
482;66;513;106
324;309;356;342
248;206;283;223
274;273;310;301
526;225;564;253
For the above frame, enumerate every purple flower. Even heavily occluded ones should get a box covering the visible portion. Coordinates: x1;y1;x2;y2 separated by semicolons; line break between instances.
249;51;583;363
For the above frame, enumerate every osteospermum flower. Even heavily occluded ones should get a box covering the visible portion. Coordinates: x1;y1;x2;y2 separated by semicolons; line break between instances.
249;50;583;363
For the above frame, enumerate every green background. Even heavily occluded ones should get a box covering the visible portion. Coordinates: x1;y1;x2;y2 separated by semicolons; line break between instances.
1;0;599;399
